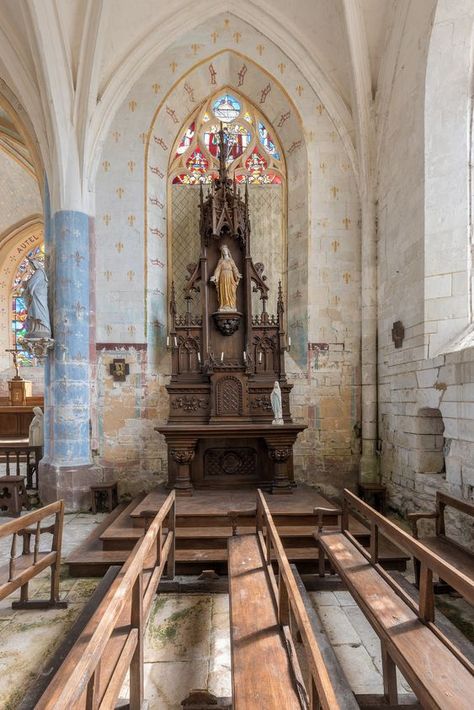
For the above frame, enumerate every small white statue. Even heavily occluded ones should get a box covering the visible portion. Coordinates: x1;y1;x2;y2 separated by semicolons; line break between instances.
29;406;44;447
271;381;284;425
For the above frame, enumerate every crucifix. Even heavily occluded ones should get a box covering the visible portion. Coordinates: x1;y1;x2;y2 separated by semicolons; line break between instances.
5;348;23;380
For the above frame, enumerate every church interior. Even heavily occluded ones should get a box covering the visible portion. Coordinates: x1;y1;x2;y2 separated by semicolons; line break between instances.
0;1;474;708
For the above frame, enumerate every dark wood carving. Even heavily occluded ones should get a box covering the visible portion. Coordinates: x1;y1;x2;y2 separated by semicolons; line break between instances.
157;126;306;494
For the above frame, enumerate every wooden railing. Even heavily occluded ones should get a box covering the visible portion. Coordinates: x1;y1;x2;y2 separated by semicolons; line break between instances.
255;489;349;710
0;443;42;489
36;490;176;710
0;500;65;609
316;489;474;672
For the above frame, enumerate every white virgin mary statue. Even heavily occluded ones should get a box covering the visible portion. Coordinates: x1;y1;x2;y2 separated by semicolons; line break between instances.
29;407;44;447
24;258;52;338
271;381;284;425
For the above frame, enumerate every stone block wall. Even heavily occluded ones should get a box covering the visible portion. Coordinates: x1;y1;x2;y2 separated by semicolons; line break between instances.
377;0;474;546
95;347;169;497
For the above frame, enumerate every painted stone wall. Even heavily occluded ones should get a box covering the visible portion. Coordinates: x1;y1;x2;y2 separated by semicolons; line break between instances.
94;13;361;498
377;0;474;546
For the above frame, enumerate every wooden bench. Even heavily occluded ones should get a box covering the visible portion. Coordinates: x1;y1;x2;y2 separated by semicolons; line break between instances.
316;490;474;710
408;491;474;592
0;500;67;609
228;491;357;710
35;490;176;710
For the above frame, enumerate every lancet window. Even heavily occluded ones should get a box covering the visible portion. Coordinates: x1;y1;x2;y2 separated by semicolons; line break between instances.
168;91;286;315
10;244;45;365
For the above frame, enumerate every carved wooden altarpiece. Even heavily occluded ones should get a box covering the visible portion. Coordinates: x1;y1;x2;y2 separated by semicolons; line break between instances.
157;127;306;495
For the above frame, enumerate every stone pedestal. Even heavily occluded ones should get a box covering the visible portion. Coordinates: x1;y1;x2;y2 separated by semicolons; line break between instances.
39;460;115;512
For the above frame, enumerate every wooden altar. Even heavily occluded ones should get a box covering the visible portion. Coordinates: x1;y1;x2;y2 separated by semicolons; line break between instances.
157;126;306;495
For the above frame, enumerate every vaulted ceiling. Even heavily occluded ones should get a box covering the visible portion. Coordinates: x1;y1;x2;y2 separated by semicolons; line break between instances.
0;0;430;211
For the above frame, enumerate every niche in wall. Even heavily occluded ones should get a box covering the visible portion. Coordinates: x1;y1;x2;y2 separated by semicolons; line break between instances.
415;408;445;474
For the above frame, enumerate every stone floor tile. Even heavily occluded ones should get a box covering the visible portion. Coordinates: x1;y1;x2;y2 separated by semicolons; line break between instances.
316;605;361;645
0;604;82;709
64;578;99;603
331;643;383;694
343;605;381;660
308;590;338;606
208;668;232;699
212;593;229;615
144;659;209;709
334;590;358;607
145;594;212;662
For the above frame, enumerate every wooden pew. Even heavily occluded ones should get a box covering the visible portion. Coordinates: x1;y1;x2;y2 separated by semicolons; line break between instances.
315;490;474;710
35;490;176;710
407;491;474;592
228;490;357;710
0;500;66;609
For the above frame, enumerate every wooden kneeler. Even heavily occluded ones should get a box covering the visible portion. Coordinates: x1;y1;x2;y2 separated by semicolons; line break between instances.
0;500;67;610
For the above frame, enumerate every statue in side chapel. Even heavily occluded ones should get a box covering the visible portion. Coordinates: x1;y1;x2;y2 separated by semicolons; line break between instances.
24;257;52;338
210;244;242;311
271;381;284;425
29;406;44;447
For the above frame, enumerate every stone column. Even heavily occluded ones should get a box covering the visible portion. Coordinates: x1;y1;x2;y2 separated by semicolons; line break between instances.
360;194;379;483
39;210;103;509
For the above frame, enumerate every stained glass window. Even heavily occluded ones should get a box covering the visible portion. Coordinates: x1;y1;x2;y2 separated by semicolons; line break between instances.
169;91;284;186
204;123;251;163
212;94;241;121
10;243;45;366
185;148;209;181
258;121;280;160
175;121;195;156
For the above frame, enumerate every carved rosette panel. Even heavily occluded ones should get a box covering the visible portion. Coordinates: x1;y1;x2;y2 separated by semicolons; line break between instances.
216;376;242;416
205;448;257;477
268;447;292;463
170;449;195;465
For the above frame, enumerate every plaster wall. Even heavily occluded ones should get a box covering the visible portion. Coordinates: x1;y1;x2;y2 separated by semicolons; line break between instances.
377;0;474;546
94;14;362;498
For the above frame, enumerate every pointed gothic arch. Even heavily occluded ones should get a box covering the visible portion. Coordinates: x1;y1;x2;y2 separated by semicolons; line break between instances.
167;87;287;317
143;50;308;366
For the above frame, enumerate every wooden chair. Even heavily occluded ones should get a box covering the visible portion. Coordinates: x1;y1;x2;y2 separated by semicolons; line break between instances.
90;481;118;513
0;500;67;609
0;443;42;490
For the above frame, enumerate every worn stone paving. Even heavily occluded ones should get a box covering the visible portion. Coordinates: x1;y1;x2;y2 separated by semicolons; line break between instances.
0;511;105;710
309;590;412;696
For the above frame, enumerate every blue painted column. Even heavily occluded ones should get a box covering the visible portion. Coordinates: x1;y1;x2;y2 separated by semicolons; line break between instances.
40;209;98;509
